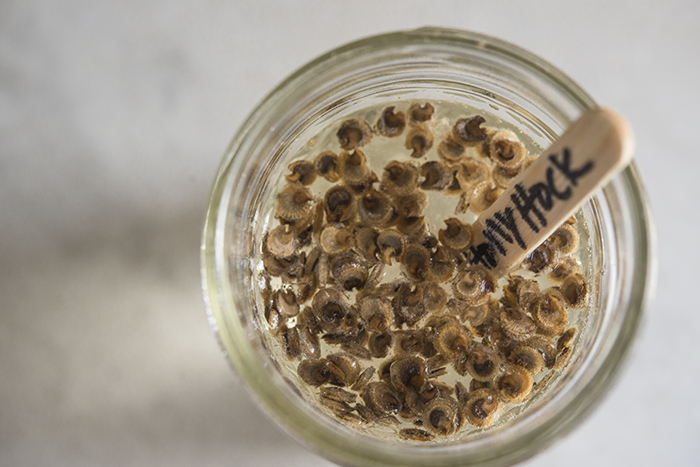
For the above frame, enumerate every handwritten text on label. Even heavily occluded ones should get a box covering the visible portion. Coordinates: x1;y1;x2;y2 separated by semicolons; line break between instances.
468;148;594;269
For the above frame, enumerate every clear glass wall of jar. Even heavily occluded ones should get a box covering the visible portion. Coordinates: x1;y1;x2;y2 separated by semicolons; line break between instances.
201;28;655;467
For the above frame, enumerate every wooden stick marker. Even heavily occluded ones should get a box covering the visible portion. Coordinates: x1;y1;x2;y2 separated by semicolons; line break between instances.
468;107;634;278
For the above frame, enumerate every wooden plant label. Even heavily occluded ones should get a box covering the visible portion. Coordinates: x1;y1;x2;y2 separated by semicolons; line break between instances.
468;107;634;278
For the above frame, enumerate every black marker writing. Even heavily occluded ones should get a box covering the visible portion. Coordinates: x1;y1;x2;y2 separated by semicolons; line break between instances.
549;148;593;187
469;147;594;269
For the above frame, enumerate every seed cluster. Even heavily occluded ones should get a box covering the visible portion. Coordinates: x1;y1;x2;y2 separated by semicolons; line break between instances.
259;102;588;441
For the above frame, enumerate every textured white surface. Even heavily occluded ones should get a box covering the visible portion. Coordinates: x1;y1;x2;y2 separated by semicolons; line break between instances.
1;1;699;466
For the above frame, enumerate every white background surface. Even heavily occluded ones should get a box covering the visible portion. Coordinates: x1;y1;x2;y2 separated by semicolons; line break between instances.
2;1;699;466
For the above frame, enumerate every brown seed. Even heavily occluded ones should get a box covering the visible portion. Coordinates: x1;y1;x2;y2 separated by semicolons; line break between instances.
264;225;296;259
435;324;470;358
455;159;491;189
298;324;321;359
348;169;379;196
393;191;428;218
548;257;582;284
420;160;453;191
479;318;516;356
395;216;428;243
468;379;493;392
369;331;393;358
438;218;474;251
362;381;403;415
374;414;401;427
298;358;331;386
393;282;428;326
390;356;428;394
303;246;321;278
558;327;577;351
382;160;420;196
295;272;317;299
314;151;340;182
548;224;579;255
437;136;466;162
286;160;317;186
351;366;376;392
497;365;533;403
421;235;439;250
337;412;370;428
276;288;300;317
265;306;281;331
322;329;359;346
316;253;330;287
422;282;448;313
327;353;361;387
337;149;373;186
533;289;568;336
354;402;381;424
488;130;526;169
396;329;426;355
321;397;354;416
560;273;588;308
358;296;393;332
456;297;498;328
375;229;405;265
279;252;307;283
402;390;428;418
463;388;501;427
469;181;502;214
377;357;397;384
299;306;322;335
445;166;465;196
331;251;369;291
365;262;386;289
402;243;431;281
355;226;379;262
311;288;351;332
424;397;460;436
399;428;434;442
492;164;523;189
465;343;502;381
553;345;573;370
523;336;558;369
454;381;469;406
341;342;373;361
376;106;406;137
319;224;354;255
452;265;496;305
324;185;357;224
508;344;545;375
404;126;434;158
321;386;357;404
320;388;355;415
499;307;537;342
278;325;301;360
358;189;394;227
276;183;314;223
337;118;372;150
452;115;488;146
408;102;435;122
426;245;456;284
524;240;559;274
501;276;541;312
455;192;469;215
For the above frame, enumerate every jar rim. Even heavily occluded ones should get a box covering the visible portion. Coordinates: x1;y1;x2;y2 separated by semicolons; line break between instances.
202;27;654;467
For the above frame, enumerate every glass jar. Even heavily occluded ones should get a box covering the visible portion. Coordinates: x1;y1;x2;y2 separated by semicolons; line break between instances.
201;28;655;467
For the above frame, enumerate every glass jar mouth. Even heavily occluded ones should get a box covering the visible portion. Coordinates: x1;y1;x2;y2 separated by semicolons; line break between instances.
202;27;655;467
